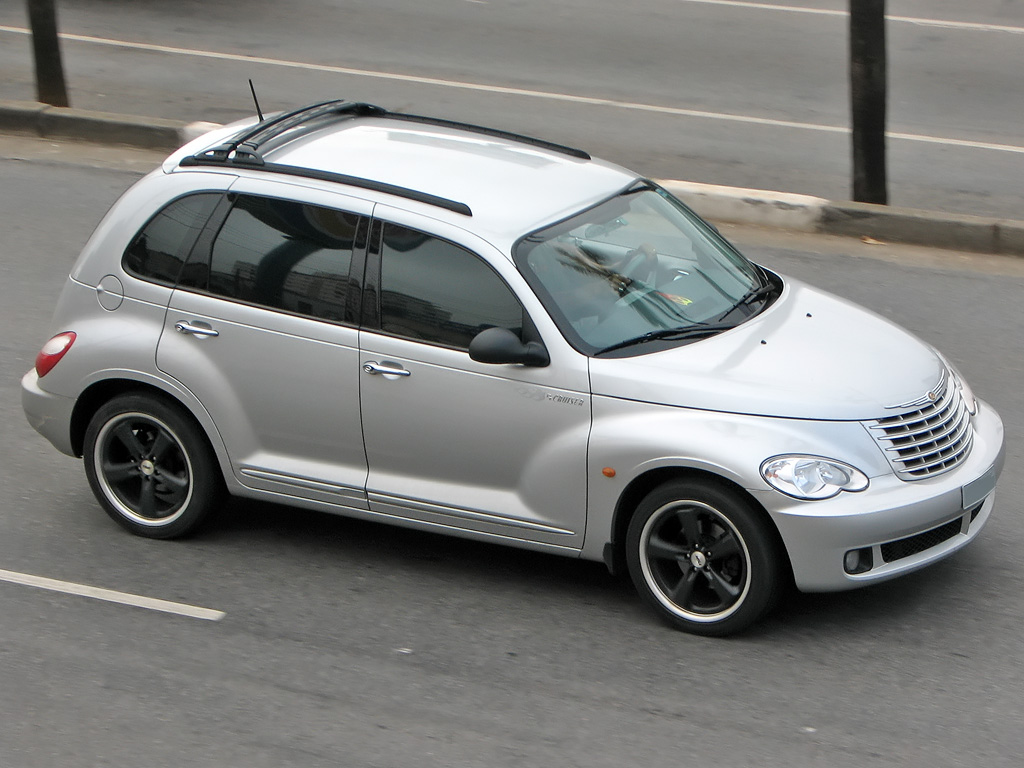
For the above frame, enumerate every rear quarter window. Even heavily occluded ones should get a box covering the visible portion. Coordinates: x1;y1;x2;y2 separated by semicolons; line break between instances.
122;193;221;285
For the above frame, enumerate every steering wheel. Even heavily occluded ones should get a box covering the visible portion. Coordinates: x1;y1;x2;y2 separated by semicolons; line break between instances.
617;243;659;286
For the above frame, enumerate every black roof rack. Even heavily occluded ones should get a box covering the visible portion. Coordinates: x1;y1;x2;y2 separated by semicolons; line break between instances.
179;99;593;216
182;100;385;166
382;113;591;161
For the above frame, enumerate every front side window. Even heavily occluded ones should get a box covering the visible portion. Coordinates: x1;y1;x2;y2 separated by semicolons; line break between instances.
515;185;772;356
205;195;360;322
122;193;220;285
378;223;523;349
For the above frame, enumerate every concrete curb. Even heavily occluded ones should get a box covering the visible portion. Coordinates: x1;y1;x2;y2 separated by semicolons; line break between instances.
0;99;215;152
3;99;1022;257
661;180;1024;257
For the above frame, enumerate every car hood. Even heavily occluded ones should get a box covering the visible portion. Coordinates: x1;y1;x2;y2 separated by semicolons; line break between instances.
587;277;944;420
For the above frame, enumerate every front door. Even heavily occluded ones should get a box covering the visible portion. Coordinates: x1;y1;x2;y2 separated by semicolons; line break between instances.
358;213;591;549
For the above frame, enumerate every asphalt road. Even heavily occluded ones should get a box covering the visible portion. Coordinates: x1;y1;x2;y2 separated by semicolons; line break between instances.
1;138;1023;767
0;1;1022;219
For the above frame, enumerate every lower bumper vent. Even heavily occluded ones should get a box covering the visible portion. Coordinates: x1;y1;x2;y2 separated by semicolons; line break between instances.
879;507;980;563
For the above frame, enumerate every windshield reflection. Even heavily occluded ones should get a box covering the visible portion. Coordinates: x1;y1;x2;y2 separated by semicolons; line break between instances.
516;185;768;355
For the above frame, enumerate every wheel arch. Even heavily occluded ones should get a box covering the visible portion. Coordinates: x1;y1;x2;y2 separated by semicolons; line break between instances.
69;378;225;479
604;466;792;581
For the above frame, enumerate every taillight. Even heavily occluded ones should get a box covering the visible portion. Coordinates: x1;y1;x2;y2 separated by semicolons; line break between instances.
35;331;76;378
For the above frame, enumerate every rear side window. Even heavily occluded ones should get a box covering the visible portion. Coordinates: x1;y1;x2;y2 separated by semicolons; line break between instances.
122;193;220;285
379;223;523;349
205;195;360;323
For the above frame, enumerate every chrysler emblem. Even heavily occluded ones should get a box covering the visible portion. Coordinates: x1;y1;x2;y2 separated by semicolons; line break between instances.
886;371;947;410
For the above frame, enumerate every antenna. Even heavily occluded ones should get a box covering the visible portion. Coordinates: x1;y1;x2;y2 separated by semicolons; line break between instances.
248;79;265;122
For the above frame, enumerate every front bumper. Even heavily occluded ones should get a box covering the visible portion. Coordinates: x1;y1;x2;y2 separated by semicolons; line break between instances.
755;400;1005;592
21;368;77;457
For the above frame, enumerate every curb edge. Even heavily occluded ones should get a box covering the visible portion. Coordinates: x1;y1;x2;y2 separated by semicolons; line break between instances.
2;100;1021;257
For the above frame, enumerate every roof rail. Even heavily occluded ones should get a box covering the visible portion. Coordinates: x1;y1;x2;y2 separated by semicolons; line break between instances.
185;99;592;167
180;155;472;217
381;113;591;160
178;99;595;215
184;100;386;166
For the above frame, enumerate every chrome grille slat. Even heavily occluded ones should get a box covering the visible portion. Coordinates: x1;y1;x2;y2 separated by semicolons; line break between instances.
866;373;974;481
873;386;953;430
898;432;973;476
884;407;970;458
883;415;962;448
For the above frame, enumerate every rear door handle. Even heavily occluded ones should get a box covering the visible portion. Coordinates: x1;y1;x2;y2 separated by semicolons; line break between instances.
363;361;411;377
174;321;219;338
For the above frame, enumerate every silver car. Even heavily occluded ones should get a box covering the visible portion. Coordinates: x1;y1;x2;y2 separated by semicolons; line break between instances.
22;101;1005;635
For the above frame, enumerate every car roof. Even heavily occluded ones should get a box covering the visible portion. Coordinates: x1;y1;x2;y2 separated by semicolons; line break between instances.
166;104;639;247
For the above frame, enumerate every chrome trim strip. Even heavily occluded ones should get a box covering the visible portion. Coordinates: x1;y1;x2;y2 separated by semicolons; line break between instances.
240;467;366;499
231;485;581;555
367;492;575;536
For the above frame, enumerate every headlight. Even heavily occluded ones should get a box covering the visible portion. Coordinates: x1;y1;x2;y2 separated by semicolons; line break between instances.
760;456;869;500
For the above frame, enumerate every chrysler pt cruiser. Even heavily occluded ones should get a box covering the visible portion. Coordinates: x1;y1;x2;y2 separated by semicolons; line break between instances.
22;101;1005;635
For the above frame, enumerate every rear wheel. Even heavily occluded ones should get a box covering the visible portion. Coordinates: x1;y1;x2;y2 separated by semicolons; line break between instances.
83;394;221;538
626;478;782;636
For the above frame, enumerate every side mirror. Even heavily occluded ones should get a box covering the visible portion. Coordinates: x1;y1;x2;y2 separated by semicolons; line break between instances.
469;327;549;367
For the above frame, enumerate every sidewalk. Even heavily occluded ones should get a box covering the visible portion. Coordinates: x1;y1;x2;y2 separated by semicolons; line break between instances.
3;99;1022;257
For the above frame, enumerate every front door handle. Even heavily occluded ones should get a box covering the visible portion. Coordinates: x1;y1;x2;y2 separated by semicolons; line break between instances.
363;361;411;377
174;321;219;338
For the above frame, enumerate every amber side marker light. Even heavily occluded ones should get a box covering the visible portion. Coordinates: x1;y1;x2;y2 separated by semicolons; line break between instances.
35;332;77;378
602;467;616;478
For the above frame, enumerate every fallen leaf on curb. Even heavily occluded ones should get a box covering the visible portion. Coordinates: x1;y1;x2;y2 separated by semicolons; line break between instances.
860;236;886;245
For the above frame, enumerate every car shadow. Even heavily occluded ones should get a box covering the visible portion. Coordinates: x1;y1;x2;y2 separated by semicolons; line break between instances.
205;495;635;603
202;496;977;639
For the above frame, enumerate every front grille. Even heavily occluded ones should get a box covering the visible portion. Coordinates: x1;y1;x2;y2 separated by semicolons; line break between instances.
868;373;974;480
880;516;964;563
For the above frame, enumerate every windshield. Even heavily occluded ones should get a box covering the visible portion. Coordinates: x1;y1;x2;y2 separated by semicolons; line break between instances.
515;184;771;356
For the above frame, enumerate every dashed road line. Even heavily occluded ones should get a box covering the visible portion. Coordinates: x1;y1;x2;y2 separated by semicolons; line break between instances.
0;567;225;621
676;0;1024;35
1;26;1022;155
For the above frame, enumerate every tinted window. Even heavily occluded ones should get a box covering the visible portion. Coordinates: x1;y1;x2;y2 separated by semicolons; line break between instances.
207;195;359;322
123;193;220;285
379;223;522;349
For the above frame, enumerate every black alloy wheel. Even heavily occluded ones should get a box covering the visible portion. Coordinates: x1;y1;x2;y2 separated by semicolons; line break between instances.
83;394;221;538
626;478;783;636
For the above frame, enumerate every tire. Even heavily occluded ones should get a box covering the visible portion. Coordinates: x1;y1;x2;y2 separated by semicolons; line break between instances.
625;478;782;637
83;393;221;539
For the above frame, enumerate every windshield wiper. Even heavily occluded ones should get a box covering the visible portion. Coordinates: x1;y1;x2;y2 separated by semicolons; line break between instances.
715;278;776;322
594;322;738;356
738;282;775;307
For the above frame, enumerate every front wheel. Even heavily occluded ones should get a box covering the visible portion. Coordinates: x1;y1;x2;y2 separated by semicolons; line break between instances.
83;394;221;539
626;479;782;636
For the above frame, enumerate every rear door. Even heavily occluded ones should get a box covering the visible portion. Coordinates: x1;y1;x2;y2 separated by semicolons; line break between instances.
156;179;372;508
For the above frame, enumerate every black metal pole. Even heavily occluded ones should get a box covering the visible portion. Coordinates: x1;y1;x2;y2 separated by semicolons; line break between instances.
849;0;887;204
27;0;70;107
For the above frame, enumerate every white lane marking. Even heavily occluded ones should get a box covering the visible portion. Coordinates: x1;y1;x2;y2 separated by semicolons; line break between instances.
0;567;225;621
1;26;1022;155
887;131;1024;154
679;0;842;19
675;0;1024;35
